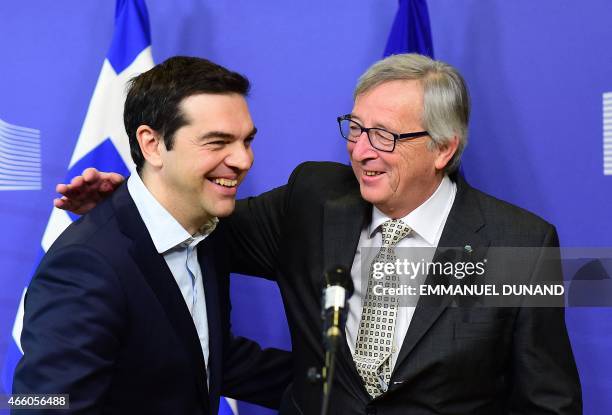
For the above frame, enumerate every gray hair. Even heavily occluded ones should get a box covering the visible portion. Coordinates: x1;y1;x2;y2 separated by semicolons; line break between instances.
354;53;470;173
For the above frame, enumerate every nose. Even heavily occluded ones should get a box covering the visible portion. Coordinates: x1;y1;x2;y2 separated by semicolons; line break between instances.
349;131;377;161
226;141;254;172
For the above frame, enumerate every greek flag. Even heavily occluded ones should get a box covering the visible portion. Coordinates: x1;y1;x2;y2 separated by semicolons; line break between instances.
1;0;148;395
2;1;237;414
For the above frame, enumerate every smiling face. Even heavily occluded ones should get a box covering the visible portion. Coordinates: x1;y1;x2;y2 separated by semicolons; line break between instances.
141;92;255;233
348;80;455;218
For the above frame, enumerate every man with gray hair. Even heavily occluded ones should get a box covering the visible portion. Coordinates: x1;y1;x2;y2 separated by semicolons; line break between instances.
57;53;581;414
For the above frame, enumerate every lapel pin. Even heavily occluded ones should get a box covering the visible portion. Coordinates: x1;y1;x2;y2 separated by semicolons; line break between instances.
464;245;473;254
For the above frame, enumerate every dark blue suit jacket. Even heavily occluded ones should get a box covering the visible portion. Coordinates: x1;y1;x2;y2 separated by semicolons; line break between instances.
224;161;581;415
13;184;291;414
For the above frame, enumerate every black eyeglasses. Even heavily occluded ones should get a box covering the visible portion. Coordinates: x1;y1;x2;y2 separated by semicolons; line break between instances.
337;114;429;152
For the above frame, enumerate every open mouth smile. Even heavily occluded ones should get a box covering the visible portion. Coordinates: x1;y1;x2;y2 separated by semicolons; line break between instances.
210;178;238;188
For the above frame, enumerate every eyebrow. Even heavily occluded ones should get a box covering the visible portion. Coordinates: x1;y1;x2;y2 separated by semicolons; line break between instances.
349;113;395;132
199;126;258;141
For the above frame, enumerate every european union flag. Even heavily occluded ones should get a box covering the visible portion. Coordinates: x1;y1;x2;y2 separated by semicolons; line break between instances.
384;0;434;58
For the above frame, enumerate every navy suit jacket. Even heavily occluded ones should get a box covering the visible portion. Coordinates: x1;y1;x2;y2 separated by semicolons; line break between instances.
13;184;291;414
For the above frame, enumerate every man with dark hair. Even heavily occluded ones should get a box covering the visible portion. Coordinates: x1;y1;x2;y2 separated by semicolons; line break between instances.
55;53;581;414
124;57;251;172
13;56;290;414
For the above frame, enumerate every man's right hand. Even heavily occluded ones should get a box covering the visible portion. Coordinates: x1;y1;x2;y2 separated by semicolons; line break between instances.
54;168;125;215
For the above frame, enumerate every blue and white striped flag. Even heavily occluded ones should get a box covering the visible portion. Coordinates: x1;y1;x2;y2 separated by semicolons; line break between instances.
1;0;151;395
2;1;238;412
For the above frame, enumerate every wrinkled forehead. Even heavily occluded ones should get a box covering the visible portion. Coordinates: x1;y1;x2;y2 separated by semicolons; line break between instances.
352;80;425;128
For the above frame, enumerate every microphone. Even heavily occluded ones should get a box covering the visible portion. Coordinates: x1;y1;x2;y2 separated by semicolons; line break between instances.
322;265;354;353
320;266;353;415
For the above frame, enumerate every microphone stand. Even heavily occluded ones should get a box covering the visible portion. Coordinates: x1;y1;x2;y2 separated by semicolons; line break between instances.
320;315;341;415
312;266;352;415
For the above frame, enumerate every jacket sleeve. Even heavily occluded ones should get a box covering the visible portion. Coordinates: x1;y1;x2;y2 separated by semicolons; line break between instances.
214;236;293;409
220;335;292;408
221;162;308;279
12;246;126;415
506;226;582;414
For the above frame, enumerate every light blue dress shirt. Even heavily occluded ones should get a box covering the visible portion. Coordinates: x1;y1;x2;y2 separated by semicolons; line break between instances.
127;173;216;385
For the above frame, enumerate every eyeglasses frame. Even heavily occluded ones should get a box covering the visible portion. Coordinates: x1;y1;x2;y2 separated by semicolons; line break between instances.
337;114;429;152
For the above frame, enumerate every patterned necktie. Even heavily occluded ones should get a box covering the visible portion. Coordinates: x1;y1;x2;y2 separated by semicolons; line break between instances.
354;219;412;398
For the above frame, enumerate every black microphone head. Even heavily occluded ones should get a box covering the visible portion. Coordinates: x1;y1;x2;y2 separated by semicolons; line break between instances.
324;265;354;298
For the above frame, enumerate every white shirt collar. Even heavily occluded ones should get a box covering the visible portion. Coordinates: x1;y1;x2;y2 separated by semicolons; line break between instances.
127;173;218;254
368;175;456;246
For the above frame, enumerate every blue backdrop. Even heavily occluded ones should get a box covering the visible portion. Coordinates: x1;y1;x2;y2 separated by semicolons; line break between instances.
1;1;611;414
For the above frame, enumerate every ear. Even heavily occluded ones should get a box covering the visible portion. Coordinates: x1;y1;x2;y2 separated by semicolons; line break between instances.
136;125;163;169
434;136;459;171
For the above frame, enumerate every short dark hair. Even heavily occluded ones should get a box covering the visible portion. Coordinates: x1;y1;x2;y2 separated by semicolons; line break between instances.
124;56;250;172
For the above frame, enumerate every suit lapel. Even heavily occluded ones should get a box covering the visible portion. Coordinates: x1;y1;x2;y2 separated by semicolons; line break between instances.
322;187;372;398
113;184;210;413
322;191;370;272
392;176;489;375
198;234;222;415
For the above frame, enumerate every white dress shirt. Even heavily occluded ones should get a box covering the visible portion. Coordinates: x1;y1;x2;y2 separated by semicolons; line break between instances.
128;173;216;384
346;175;457;371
